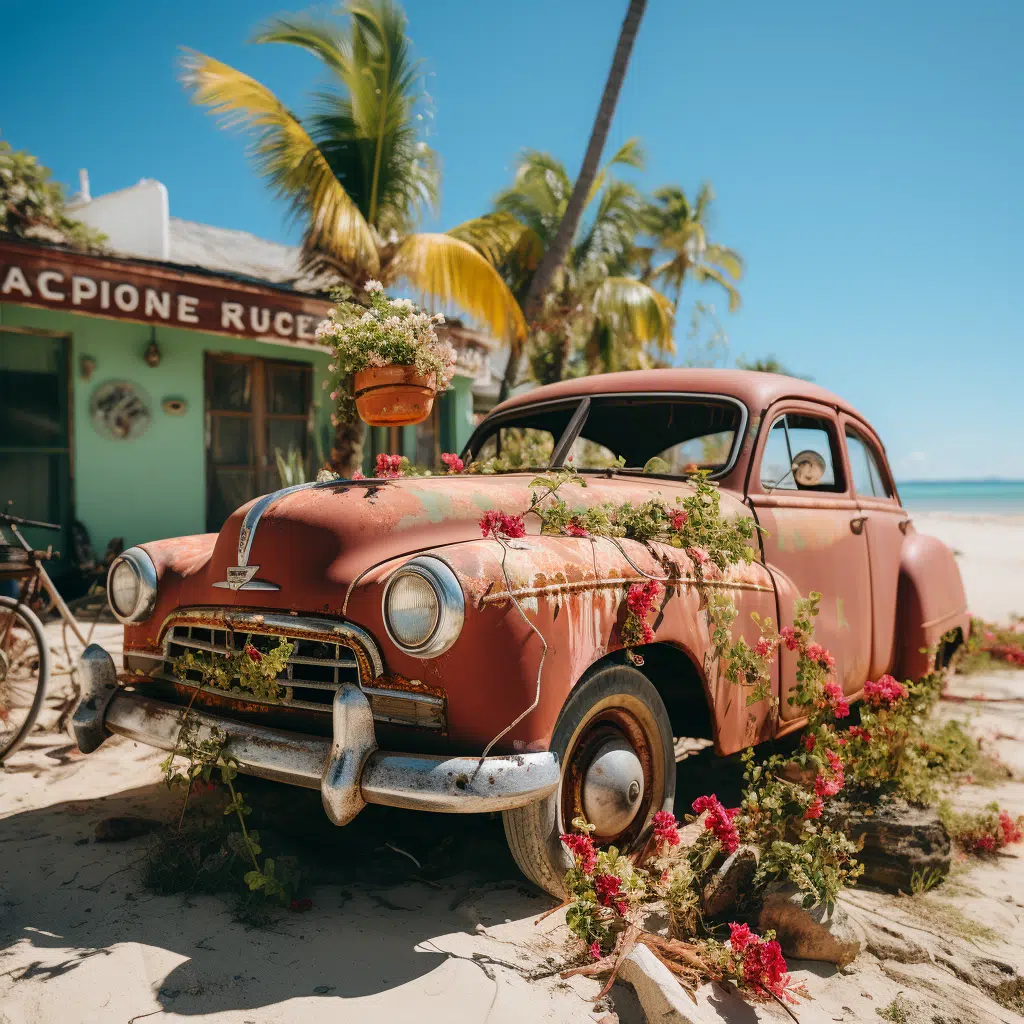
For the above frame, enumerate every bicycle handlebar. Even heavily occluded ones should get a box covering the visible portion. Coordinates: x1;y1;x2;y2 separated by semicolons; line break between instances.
0;511;61;531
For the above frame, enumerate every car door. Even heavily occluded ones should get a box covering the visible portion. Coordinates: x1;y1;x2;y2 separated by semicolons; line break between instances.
841;417;909;680
746;402;873;719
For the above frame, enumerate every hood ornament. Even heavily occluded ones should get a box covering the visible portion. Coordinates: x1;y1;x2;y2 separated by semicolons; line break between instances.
212;482;319;593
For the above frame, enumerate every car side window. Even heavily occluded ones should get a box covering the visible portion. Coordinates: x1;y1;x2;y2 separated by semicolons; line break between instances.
846;429;893;498
759;413;842;492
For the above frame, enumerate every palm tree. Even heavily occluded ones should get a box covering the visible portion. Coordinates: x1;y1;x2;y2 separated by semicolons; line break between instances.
453;142;674;385
736;355;810;380
181;0;525;473
495;0;649;400
642;183;744;314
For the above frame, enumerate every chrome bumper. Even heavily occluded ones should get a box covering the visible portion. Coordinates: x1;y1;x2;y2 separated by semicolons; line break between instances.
72;643;558;824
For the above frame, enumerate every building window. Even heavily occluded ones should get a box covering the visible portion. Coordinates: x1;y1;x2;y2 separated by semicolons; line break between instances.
205;353;312;530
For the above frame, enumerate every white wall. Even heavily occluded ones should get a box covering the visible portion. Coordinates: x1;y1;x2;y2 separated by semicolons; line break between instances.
69;179;170;261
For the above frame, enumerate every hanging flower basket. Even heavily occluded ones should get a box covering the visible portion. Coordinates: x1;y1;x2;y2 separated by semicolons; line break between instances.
317;280;456;430
353;365;437;427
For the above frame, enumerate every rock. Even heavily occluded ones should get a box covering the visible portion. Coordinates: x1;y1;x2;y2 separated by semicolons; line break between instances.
826;798;950;893
759;886;865;967
700;846;758;918
619;945;718;1023
94;815;163;842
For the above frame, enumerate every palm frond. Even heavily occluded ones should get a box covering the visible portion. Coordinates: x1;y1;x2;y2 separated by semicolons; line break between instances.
180;50;378;271
252;15;351;79
389;232;527;342
593;277;675;352
704;244;744;281
691;264;742;311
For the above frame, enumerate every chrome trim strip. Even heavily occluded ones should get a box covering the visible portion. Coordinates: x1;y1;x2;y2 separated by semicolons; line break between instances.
236;483;318;567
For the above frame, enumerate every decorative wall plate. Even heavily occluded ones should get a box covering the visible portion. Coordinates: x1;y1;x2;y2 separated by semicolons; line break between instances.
90;380;152;440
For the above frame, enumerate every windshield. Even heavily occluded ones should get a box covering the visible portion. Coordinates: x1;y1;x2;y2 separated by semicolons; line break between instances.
467;395;744;476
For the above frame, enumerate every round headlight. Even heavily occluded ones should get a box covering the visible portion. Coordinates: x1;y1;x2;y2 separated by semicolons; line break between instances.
107;547;158;624
382;556;464;658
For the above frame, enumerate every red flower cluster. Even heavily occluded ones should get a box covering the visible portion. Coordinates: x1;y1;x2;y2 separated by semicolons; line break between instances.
351;470;366;480
728;923;794;1000
244;643;263;664
375;453;403;478
803;734;816;752
440;452;464;473
814;748;845;799
847;725;871;742
692;794;740;854
987;642;1024;666
566;518;590;537
686;546;712;571
863;673;908;708
779;626;800;651
806;642;836;672
652;810;681;849
822;680;850;719
589;940;602;960
560;831;597;874
626;580;662;618
669;509;688;531
754;636;776;660
594;873;629;915
479;510;526;540
1000;810;1023;845
804;795;824;819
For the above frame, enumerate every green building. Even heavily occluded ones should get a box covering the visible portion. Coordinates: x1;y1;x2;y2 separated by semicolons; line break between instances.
0;180;494;577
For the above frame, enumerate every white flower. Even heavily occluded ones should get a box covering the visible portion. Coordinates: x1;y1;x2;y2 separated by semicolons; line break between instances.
389;297;415;311
363;279;384;293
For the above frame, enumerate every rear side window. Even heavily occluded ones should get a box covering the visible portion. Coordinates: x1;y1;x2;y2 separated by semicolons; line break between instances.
759;413;843;492
846;429;893;498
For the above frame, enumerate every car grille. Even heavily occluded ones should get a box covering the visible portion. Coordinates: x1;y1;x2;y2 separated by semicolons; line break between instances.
127;611;445;731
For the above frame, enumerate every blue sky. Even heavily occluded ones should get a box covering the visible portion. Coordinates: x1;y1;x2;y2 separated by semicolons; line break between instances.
3;1;1021;480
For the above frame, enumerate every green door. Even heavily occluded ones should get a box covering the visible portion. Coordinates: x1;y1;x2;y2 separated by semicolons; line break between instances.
0;331;72;571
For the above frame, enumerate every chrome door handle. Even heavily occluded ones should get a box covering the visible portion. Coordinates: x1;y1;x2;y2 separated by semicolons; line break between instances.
850;516;868;535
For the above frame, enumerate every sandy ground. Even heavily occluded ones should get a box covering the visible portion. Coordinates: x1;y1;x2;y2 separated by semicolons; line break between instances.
1;519;1023;1023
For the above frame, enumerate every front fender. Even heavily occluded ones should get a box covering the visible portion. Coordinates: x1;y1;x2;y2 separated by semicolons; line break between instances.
894;529;969;681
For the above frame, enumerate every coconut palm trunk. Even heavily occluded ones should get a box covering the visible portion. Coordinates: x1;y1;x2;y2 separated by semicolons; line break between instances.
498;0;648;402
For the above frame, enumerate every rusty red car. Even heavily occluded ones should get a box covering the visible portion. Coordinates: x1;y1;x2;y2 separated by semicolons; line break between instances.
73;369;969;895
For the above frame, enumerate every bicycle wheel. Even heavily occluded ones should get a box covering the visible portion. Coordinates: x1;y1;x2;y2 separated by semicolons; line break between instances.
0;594;50;762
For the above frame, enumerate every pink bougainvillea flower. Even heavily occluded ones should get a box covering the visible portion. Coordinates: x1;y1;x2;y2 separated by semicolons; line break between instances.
863;673;908;708
670;509;688;531
692;794;740;854
244;643;263;663
589;940;602;960
814;748;846;799
754;636;775;660
565;518;590;537
626;580;662;618
652;810;681;848
560;832;597;875
847;725;871;742
803;734;816;752
822;680;850;719
480;510;526;540
728;921;754;951
686;546;712;569
806;642;836;672
374;453;404;478
741;935;793;1000
594;873;629;915
351;470;366;480
804;795;824;819
440;452;464;473
779;626;800;651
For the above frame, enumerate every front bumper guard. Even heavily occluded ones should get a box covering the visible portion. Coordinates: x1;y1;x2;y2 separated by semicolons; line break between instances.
72;643;558;825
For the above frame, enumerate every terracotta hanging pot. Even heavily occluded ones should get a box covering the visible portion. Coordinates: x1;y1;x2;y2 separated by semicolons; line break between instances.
353;365;436;427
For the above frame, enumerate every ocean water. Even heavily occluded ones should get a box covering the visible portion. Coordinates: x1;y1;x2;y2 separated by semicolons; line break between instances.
896;480;1024;515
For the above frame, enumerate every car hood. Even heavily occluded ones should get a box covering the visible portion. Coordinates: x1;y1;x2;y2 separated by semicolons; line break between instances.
136;473;751;628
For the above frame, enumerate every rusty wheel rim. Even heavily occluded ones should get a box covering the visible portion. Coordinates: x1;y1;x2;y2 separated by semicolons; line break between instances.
559;696;664;850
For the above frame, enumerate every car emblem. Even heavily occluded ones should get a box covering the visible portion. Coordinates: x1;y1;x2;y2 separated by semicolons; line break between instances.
213;564;279;591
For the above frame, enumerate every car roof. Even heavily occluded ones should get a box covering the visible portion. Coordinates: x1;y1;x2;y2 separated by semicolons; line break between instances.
490;368;868;424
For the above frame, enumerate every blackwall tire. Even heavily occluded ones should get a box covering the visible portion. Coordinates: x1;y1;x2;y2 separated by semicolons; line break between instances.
502;662;675;897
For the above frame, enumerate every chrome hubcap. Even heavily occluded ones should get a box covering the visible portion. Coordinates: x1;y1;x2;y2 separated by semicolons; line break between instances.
581;737;645;836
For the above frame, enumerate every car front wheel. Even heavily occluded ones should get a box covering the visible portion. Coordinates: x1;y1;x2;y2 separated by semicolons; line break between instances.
502;662;676;897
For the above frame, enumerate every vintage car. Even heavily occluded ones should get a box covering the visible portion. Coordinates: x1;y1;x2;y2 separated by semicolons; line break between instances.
73;369;969;895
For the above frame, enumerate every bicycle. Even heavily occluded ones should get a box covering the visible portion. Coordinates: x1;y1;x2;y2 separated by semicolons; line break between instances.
0;510;90;763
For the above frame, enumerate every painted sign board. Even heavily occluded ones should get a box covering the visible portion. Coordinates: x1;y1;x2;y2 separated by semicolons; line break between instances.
0;239;331;346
